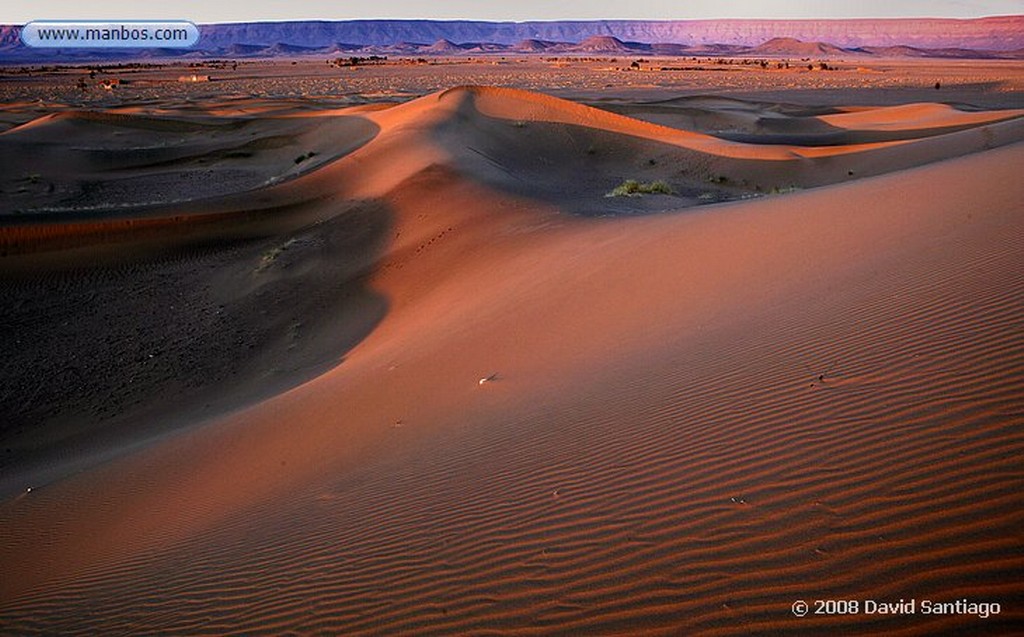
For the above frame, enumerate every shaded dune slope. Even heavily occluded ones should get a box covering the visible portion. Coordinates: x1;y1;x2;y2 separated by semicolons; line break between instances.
592;94;1024;146
0;87;1022;635
426;87;1024;213
0;108;379;217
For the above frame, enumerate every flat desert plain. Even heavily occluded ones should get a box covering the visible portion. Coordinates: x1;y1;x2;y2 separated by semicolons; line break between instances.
0;58;1022;635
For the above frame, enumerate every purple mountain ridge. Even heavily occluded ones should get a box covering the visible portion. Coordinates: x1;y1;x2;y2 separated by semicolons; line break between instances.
1;16;1022;61
185;16;1024;50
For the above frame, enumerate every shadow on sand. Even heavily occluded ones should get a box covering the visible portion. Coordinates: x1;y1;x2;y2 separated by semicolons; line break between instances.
0;116;395;492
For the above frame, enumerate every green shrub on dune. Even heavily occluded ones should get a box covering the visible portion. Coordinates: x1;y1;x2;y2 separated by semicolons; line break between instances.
606;179;674;197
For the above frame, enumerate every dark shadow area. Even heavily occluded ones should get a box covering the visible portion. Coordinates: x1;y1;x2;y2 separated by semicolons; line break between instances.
430;100;744;216
587;95;842;127
0;200;393;493
0;114;393;494
714;118;1021;146
0;108;379;216
588;94;1023;145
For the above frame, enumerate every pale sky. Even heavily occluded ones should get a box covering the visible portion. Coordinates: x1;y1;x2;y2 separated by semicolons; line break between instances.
6;0;1022;24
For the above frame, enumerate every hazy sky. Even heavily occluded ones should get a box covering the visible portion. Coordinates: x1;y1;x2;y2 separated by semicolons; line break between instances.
6;0;1022;24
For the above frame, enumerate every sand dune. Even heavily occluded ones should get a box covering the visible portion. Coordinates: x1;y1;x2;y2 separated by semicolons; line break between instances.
1;84;1022;635
5;86;1019;229
0;106;379;218
818;102;1021;130
593;94;1024;146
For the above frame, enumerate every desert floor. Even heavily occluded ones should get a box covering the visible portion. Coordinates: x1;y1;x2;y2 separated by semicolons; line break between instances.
0;58;1022;635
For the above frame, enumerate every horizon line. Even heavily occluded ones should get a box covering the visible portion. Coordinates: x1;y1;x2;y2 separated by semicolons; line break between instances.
4;14;1022;26
176;14;1024;26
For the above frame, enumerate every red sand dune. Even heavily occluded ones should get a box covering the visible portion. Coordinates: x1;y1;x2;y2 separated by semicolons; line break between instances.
0;85;1022;635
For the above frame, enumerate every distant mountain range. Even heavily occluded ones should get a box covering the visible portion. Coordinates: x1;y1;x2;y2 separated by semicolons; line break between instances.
2;16;1022;62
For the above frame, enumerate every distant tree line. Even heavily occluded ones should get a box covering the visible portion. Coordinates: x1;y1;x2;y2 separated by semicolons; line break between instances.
329;56;388;67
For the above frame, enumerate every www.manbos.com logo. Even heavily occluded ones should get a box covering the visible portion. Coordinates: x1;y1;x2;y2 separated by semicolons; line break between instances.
21;21;200;48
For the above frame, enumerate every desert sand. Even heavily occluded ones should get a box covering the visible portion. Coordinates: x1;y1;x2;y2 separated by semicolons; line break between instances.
0;59;1022;635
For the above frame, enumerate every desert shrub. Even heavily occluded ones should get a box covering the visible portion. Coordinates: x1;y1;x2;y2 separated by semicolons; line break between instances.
606;179;674;197
256;238;299;272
